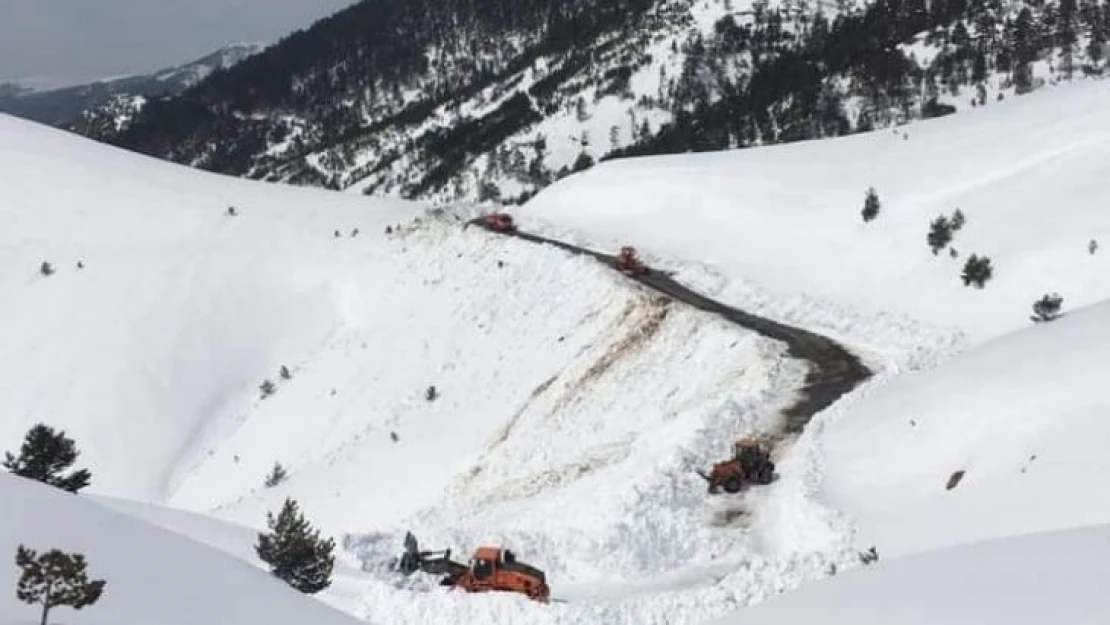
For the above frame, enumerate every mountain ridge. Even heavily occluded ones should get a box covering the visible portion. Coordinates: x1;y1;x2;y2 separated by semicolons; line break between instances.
0;43;264;127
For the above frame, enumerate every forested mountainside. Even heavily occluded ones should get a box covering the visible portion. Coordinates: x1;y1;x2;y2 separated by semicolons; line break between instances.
92;0;1110;205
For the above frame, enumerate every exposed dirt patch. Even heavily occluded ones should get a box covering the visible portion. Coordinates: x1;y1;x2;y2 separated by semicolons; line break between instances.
546;294;672;418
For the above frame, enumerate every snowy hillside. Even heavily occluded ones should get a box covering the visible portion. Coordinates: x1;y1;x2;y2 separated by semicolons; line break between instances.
5;54;1110;625
0;473;363;625
822;298;1110;557
709;522;1110;624
518;64;1110;620
0;112;417;503
0;112;870;625
526;78;1110;346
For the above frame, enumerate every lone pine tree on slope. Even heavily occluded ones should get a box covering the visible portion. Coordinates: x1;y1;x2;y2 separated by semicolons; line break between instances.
861;187;881;222
3;424;92;493
1031;292;1064;322
255;498;335;594
927;215;953;254
961;254;994;288
15;545;106;625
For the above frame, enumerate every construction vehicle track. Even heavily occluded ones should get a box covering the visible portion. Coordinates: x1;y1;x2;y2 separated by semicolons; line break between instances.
472;222;874;441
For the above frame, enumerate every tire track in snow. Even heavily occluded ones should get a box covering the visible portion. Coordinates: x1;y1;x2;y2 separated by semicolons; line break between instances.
469;221;873;446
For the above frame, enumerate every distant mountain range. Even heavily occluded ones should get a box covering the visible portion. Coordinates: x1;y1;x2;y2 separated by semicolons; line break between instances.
0;43;264;127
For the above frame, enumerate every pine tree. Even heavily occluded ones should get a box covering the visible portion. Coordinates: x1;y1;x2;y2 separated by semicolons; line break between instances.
572;152;595;172
1012;8;1038;93
264;462;289;488
961;254;994;287
575;96;590;122
950;208;966;230
39;262;54;277
3;424;92;493
260;379;276;398
861;187;881;222
15;545;106;625
1059;0;1079;78
927;215;954;254
255;498;335;594
1031;292;1064;322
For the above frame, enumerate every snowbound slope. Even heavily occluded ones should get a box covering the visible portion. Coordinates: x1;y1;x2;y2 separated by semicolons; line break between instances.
91;494;379;615
821;298;1110;557
524;79;1110;346
0;112;419;504
707;522;1110;625
0;473;364;625
517;78;1110;621
0;113;865;625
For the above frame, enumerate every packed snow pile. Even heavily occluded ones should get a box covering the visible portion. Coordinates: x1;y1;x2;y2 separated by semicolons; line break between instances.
707;522;1110;625
0;472;364;625
524;78;1110;346
821;298;1110;557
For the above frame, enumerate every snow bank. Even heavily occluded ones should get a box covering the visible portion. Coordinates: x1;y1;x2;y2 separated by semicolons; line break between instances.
0;473;363;625
706;522;1110;625
524;79;1110;346
820;298;1110;557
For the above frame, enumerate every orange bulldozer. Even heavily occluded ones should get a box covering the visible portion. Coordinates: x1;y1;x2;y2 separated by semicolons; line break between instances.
616;245;649;275
696;438;776;494
474;212;517;233
396;532;550;602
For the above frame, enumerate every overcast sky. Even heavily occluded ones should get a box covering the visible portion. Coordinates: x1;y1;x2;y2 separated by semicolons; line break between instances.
0;0;359;85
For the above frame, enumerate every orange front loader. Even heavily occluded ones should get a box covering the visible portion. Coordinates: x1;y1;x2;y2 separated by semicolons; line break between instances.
696;438;776;494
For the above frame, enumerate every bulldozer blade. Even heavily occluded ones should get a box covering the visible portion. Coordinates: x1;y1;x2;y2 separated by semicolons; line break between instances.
397;531;468;578
695;469;712;482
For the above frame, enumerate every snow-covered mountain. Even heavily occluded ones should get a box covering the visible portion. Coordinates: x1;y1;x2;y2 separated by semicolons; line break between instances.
2;55;1110;625
94;0;1110;207
0;43;263;127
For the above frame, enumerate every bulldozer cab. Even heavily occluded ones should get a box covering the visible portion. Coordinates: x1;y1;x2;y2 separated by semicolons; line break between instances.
735;438;769;471
471;557;494;580
734;437;761;459
470;546;503;580
697;437;776;494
